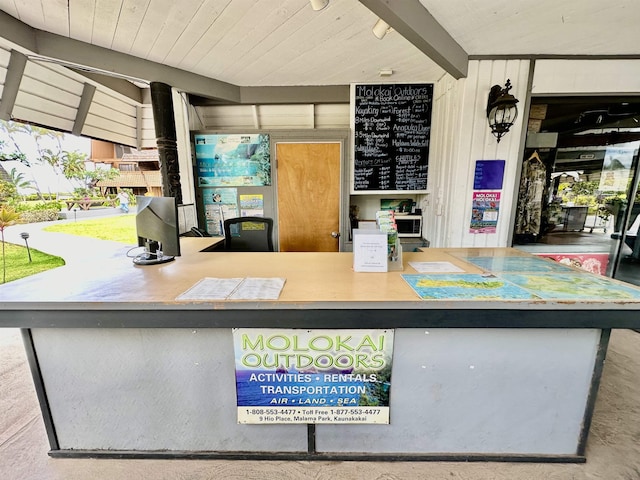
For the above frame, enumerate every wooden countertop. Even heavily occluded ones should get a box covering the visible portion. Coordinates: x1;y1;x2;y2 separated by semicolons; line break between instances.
2;241;640;315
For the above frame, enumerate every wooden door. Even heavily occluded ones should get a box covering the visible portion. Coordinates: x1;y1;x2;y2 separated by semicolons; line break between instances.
276;143;341;252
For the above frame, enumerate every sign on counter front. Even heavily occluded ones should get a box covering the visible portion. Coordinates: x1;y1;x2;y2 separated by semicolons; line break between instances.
232;328;394;424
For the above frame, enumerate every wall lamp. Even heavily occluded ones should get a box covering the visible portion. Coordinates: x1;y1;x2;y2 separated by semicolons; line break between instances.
309;0;329;11
486;79;519;143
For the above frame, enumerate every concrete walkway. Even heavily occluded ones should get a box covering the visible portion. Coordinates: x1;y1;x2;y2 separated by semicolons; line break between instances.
3;208;136;265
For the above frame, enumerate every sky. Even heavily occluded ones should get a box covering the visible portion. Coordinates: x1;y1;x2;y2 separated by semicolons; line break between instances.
0;125;92;195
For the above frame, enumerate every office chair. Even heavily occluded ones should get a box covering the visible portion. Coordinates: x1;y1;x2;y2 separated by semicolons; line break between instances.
223;216;274;252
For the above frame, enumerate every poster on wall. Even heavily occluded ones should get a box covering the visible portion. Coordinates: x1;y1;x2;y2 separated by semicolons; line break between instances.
598;146;635;193
474;160;505;190
233;328;394;424
470;191;501;234
194;133;271;187
239;194;264;217
203;187;238;235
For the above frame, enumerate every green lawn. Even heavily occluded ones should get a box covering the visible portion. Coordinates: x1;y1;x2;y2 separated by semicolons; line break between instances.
43;214;138;244
0;242;65;284
1;214;138;284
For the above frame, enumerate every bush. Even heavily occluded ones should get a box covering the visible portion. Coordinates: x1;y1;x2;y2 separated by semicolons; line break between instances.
23;193;59;201
15;200;63;212
18;209;60;223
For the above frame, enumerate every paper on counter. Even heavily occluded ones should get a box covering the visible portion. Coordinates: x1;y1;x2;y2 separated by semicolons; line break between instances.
176;277;244;300
409;261;465;273
227;277;286;300
176;277;286;301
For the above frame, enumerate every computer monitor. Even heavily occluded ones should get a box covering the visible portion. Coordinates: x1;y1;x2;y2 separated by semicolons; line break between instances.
133;195;181;266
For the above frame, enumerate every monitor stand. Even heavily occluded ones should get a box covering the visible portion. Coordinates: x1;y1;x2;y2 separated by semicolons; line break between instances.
133;240;175;266
133;253;175;266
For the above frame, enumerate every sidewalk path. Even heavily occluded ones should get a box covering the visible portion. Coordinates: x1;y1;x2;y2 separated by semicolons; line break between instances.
3;211;136;265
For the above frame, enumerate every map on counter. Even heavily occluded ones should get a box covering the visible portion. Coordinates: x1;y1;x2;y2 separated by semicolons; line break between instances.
458;255;576;273
401;274;538;300
500;273;640;300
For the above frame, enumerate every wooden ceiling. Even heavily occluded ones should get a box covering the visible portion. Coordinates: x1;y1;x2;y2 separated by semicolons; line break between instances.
1;0;639;102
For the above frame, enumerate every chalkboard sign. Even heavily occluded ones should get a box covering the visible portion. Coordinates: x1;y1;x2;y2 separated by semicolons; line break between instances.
352;83;433;192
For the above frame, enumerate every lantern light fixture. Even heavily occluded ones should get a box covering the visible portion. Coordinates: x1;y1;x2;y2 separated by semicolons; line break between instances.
486;79;519;143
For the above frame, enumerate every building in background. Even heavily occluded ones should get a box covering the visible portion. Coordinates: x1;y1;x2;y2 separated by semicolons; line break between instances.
92;140;162;197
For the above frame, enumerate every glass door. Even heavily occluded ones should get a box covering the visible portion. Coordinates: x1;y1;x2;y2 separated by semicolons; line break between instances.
514;96;640;283
612;162;640;286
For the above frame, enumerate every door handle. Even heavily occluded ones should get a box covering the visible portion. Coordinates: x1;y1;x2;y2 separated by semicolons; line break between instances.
331;231;340;238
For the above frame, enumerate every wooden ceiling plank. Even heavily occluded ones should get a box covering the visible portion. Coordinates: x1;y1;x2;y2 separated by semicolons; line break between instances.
91;0;125;48
222;0;364;85
213;0;307;79
111;0;150;52
144;0;207;64
12;0;45;29
69;0;96;43
42;0;70;37
180;0;259;72
161;0;233;66
128;0;176;59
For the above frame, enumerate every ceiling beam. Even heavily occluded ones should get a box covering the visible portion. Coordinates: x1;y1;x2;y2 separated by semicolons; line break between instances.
0;50;26;120
72;83;96;136
358;0;468;79
33;31;241;103
241;86;350;105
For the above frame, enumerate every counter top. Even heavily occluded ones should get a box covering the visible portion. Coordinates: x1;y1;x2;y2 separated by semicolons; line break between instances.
2;242;640;328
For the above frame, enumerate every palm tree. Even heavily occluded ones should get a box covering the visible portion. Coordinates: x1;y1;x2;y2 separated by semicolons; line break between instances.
0;205;20;283
9;168;35;199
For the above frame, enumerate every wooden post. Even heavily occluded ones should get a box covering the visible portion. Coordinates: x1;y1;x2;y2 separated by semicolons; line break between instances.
150;82;182;204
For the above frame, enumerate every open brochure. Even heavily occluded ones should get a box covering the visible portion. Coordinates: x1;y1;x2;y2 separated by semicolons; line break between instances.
176;277;286;301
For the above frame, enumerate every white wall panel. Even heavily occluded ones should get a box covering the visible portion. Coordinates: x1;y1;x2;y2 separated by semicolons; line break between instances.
198;105;256;130
82;90;139;146
532;59;640;94
88;102;137;129
314;104;349;129
82;122;137;148
91;90;138;118
258;105;313;129
13;90;77;122
0;47;10;68
195;104;349;131
11;105;74;132
19;76;81;109
23;62;85;96
428;59;531;248
140;105;156;149
425;74;462;248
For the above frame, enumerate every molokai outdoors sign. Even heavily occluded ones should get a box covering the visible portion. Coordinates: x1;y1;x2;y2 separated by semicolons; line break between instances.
233;328;394;424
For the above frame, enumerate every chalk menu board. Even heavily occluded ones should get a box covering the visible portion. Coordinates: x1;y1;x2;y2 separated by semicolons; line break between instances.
352;83;433;193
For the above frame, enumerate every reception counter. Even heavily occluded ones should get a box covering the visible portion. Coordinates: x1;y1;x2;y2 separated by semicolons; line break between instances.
2;240;640;462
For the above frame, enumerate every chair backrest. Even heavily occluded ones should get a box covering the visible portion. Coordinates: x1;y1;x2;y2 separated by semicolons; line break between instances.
223;216;274;252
